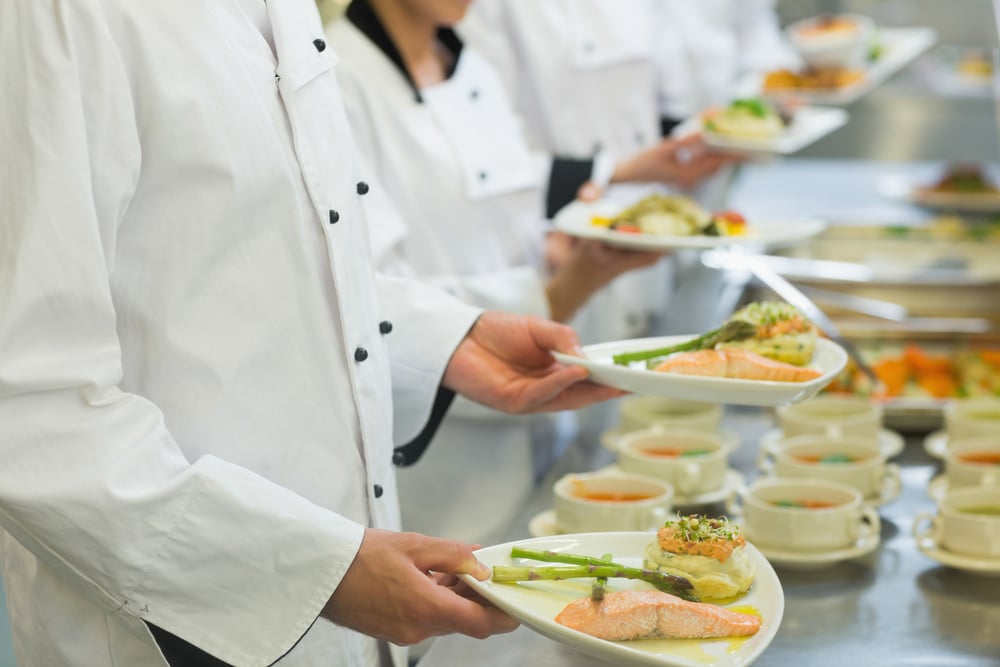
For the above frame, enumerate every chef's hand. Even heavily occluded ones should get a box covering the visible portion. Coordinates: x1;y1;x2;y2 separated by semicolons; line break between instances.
544;232;665;322
442;311;624;413
322;529;519;645
611;132;738;191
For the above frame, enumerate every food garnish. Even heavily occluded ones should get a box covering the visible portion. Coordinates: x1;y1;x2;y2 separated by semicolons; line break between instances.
644;515;755;601
491;546;698;602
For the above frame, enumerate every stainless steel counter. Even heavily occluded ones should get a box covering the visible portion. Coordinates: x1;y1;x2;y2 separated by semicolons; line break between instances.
417;407;1000;667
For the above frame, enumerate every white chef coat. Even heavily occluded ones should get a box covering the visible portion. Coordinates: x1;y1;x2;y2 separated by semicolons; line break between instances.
326;10;571;547
0;2;479;667
654;0;800;120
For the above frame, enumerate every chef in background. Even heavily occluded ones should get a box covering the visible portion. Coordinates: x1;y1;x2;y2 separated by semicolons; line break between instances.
324;0;730;549
0;1;623;665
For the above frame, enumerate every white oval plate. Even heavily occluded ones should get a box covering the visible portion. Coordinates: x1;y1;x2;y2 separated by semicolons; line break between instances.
702;106;848;155
554;337;847;407
552;199;825;253
460;532;783;667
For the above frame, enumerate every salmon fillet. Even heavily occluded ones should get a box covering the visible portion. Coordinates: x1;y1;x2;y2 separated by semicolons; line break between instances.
653;348;821;382
555;590;761;640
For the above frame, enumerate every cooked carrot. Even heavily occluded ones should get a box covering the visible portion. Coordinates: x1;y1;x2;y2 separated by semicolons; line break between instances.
976;349;1000;367
873;358;909;397
917;373;958;399
903;344;952;375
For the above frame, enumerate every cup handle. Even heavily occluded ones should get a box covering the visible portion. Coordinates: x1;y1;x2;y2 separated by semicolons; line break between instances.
643;506;670;531
880;463;902;504
679;462;700;494
912;511;940;545
859;503;881;541
724;485;746;518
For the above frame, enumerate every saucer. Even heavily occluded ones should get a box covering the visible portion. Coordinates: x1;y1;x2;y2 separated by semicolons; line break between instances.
598;464;745;507
745;529;880;570
915;535;1000;576
601;427;741;453
928;474;948;502
923;429;948;459
759;427;904;460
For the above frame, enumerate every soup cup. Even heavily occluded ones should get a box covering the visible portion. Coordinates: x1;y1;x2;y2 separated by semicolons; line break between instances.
727;477;879;552
944;436;1000;491
765;434;900;503
616;427;728;496
913;486;1000;559
553;470;674;534
945;397;1000;441
776;395;882;442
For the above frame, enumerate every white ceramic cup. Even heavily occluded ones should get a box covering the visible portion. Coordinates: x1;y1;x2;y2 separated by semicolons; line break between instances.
945;397;1000;441
776;395;883;442
552;471;674;534
616;427;728;496
727;477;880;552
944;436;1000;490
785;13;876;70
913;486;1000;558
618;396;723;435
764;434;900;503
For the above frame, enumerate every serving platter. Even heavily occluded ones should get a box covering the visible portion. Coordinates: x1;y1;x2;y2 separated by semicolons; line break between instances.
762;27;937;105
552;199;826;253
553;337;847;407
460;532;784;667
701;106;848;155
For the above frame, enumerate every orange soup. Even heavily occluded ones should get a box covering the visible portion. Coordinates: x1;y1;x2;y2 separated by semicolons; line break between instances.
636;448;711;458
957;451;1000;465
794;453;863;464
573;491;659;502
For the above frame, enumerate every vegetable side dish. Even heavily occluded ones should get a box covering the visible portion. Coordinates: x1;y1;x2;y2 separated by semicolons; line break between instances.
702;98;787;139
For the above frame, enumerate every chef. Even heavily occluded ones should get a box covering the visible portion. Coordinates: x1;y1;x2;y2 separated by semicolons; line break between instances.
324;0;725;548
459;0;737;463
0;1;620;666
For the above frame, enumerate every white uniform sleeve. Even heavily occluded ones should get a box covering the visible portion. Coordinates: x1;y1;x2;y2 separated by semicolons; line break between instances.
0;5;365;665
375;276;482;445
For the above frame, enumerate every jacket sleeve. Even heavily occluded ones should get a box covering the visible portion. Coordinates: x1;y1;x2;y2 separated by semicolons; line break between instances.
0;5;367;665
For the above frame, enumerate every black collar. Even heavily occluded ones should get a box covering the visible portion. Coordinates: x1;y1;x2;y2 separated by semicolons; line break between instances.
345;0;464;103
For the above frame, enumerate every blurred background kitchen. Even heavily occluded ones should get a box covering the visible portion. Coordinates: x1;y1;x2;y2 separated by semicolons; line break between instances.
1;0;998;665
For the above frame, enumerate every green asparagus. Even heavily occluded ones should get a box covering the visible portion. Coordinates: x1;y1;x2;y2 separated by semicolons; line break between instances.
612;319;757;366
494;547;697;602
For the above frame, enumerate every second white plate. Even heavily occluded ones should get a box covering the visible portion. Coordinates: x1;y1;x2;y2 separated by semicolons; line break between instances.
702;106;848;155
461;532;784;667
553;337;847;407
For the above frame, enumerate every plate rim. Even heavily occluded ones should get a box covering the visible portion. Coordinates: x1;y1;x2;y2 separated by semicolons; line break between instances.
460;531;785;667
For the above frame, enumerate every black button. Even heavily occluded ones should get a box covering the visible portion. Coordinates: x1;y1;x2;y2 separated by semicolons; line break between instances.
354;347;368;362
379;320;393;335
329;209;340;224
313;38;326;52
478;171;488;181
356;181;369;195
373;484;384;498
392;450;406;466
470;88;480;100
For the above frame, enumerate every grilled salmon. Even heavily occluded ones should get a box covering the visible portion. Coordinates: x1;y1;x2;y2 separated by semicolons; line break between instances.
555;590;761;640
653;348;821;382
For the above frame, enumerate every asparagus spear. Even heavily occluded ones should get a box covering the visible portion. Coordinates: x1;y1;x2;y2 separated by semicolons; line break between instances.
612;319;758;366
495;547;697;601
591;553;613;602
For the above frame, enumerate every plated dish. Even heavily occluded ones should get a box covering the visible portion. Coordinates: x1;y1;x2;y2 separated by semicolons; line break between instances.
905;164;1000;213
554;336;845;407
762;27;937;105
701;103;848;155
553;196;825;252
460;531;783;667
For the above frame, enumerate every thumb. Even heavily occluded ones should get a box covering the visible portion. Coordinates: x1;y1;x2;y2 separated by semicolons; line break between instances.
526;317;585;357
412;536;492;581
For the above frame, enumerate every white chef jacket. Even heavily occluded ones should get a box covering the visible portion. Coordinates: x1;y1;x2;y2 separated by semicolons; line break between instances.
0;2;479;667
325;9;567;546
654;0;800;121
